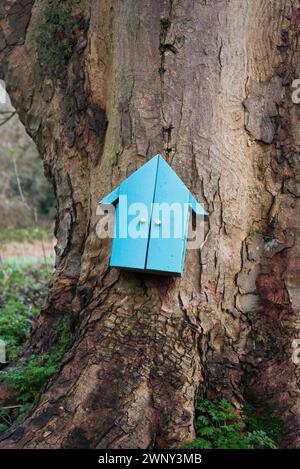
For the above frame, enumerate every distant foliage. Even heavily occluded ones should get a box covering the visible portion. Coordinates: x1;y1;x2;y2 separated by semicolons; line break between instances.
37;0;74;77
183;398;283;449
0;116;55;229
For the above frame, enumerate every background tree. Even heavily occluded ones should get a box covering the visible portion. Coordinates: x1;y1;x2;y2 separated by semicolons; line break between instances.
0;0;299;448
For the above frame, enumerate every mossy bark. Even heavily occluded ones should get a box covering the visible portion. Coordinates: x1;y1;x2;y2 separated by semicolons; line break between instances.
0;0;299;448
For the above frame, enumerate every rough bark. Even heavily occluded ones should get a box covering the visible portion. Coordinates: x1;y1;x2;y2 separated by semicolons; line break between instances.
0;0;299;449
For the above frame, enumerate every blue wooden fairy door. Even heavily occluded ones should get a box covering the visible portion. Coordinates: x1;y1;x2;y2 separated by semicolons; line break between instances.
99;154;207;276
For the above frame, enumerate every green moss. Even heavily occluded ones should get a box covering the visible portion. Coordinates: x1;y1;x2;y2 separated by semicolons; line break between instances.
183;397;284;449
36;0;73;77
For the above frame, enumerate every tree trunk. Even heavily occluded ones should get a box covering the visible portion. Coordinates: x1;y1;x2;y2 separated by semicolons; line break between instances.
0;0;300;449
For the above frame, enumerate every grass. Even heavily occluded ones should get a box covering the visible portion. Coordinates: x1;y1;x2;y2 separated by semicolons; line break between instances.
0;227;51;245
0;260;72;432
183;397;283;449
2;256;54;266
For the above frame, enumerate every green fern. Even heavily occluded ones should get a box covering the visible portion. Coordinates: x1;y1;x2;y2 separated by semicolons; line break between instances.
0;315;72;431
183;397;282;449
0;318;72;404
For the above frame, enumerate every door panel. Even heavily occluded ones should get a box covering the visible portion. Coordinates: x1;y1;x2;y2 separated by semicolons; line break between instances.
146;157;190;275
110;156;158;270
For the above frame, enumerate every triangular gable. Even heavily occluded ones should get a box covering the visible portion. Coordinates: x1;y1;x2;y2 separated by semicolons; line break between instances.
99;154;207;217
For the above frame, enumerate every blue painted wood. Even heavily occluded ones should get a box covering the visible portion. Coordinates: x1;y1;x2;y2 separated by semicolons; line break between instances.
146;156;190;276
109;156;158;270
98;154;207;276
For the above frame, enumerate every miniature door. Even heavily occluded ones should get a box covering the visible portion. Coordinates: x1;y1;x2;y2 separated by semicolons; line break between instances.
99;154;207;276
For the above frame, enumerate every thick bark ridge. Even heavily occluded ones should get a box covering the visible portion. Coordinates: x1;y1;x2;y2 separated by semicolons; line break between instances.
0;0;299;448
